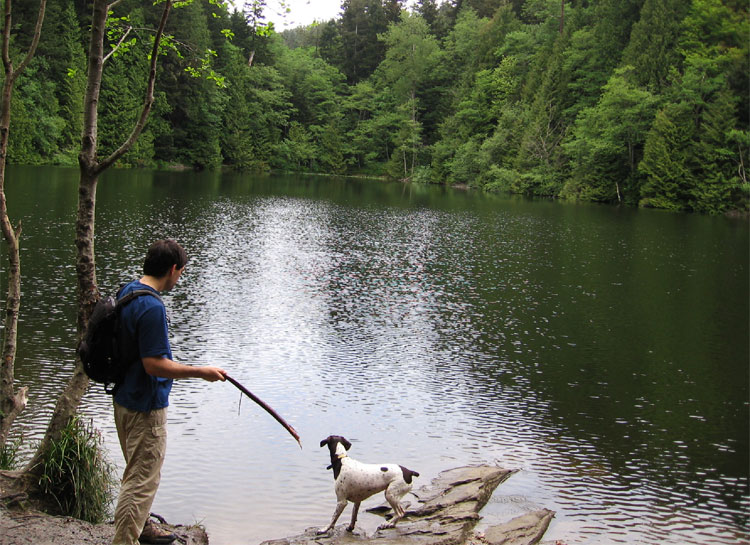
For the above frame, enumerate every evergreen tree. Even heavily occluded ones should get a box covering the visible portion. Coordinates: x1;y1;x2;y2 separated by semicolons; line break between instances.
339;0;389;84
384;0;405;23
638;104;695;211
30;0;87;160
155;0;226;168
9;59;65;164
621;0;690;92
464;0;503;19
318;20;345;67
97;6;157;166
690;87;740;213
415;0;438;31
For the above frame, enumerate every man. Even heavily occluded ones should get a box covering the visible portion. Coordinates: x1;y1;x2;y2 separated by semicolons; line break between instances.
112;239;226;545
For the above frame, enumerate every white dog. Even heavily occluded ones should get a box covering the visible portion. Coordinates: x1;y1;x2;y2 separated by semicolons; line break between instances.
318;435;419;534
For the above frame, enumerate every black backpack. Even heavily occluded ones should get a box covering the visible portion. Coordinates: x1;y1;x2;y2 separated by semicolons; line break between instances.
78;287;162;394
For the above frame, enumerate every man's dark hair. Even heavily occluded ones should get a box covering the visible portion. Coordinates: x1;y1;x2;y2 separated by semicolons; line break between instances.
143;239;188;277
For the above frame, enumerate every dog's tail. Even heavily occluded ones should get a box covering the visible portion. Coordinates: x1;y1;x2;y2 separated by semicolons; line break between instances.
399;465;419;484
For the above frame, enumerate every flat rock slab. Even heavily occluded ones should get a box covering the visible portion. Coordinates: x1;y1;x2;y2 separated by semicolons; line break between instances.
261;465;552;545
481;509;555;545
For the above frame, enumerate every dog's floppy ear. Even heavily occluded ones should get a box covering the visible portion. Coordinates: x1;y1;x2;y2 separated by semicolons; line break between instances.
320;436;331;448
342;437;352;451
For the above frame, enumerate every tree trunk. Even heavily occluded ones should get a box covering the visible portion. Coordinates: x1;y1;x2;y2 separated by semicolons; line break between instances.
410;89;416;178
0;0;46;451
0;62;26;452
559;0;564;34
24;0;170;476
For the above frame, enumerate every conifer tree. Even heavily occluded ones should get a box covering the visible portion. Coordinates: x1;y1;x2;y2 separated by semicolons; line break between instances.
621;0;690;92
639;104;695;210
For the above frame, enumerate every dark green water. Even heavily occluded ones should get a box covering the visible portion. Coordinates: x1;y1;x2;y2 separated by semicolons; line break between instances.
4;165;748;544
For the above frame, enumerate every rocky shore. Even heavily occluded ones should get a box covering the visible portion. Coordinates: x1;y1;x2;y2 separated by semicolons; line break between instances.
0;466;555;545
261;466;554;545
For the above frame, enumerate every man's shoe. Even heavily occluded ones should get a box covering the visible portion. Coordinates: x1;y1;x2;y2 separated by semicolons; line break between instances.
139;520;177;544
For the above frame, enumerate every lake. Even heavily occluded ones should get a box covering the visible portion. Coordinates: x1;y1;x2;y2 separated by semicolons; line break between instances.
3;165;748;544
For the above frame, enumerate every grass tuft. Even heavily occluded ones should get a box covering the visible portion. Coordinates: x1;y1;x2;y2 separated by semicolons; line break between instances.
37;416;117;523
0;435;22;470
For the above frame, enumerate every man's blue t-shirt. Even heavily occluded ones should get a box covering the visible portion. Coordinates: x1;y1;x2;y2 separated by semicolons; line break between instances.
113;280;173;412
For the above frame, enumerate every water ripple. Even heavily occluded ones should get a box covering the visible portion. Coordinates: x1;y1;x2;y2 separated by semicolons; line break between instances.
4;168;748;545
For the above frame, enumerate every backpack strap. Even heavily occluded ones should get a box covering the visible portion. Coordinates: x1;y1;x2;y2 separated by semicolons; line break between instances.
115;288;163;309
104;288;164;395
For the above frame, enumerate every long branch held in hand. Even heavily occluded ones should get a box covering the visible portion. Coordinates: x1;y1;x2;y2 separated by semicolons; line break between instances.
225;374;302;448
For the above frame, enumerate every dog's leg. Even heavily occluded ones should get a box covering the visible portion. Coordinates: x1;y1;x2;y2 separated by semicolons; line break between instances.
377;482;409;530
317;500;347;535
346;502;360;532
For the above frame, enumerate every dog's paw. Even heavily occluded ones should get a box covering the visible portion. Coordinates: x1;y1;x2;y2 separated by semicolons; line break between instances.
316;527;333;535
377;521;396;531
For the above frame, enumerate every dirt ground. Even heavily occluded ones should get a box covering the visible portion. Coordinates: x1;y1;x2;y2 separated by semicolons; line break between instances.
0;471;207;545
0;506;208;545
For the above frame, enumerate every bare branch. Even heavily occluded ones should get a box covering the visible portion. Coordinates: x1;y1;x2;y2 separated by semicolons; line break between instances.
14;0;47;77
102;25;133;64
97;0;172;173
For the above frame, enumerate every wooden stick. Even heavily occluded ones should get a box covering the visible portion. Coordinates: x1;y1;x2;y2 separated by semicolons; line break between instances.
225;374;302;448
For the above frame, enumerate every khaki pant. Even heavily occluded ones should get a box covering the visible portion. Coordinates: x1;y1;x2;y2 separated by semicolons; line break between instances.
112;403;167;545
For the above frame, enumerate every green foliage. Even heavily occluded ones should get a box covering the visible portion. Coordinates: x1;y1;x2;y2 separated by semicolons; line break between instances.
220;43;290;171
638;0;749;213
37;417;116;524
6;0;748;214
563;68;658;203
8;60;66;165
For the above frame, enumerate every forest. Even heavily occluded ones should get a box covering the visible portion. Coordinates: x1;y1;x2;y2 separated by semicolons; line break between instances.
8;0;749;214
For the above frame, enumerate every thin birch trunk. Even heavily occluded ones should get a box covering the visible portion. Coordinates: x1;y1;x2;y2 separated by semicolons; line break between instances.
0;0;46;452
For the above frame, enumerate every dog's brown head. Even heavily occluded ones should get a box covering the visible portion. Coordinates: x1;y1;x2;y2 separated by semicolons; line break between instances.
320;435;352;479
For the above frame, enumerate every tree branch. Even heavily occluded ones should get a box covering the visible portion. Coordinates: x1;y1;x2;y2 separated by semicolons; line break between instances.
2;0;11;70
102;25;132;64
14;0;46;77
97;0;172;173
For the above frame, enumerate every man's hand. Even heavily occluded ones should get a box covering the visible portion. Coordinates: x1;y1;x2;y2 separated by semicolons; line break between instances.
200;366;227;382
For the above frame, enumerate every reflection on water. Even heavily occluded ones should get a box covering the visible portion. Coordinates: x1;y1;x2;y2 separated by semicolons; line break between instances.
3;166;749;545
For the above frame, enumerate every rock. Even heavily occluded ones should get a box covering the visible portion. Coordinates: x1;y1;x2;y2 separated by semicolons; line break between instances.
260;465;532;545
481;509;555;545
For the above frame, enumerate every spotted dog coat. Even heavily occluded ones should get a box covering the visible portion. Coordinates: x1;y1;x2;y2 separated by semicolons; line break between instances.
318;435;419;534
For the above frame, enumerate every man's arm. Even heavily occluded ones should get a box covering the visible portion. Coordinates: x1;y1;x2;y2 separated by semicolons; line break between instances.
142;356;226;382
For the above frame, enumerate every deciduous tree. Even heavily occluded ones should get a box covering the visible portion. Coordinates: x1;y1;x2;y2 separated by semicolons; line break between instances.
0;0;46;458
24;0;185;477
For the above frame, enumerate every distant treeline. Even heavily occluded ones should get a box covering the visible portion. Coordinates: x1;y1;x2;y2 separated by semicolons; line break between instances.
9;0;749;214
